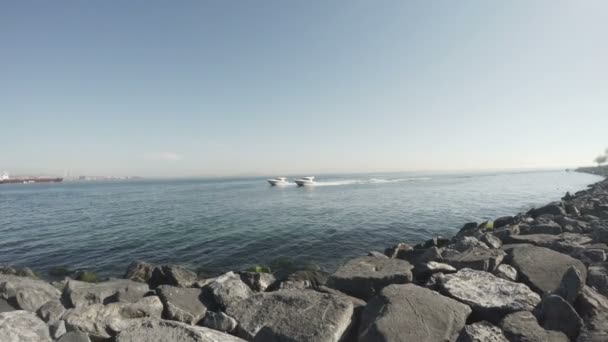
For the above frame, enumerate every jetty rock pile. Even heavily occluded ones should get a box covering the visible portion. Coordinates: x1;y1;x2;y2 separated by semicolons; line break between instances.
2;175;608;341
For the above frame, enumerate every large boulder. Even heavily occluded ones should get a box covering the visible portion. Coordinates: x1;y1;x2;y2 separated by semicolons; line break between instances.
521;222;563;235
574;286;608;340
533;294;582;340
384;243;413;258
443;248;505;272
499;311;568;342
37;299;66;323
326;256;413;300
508;245;587;295
358;284;471;342
457;322;508;342
0;310;52;342
494;216;515;229
0;274;61;312
494;264;517;282
200;311;237;333
226;289;353;341
116;319;246;342
238;272;275;292
124;260;155;283
64;296;163;339
437;268;540;323
65;279;150;307
556;265;584;304
452;237;490;252
149;265;197;288
156;285;207;324
0;298;15;313
204;272;253;310
587;263;608;296
58;331;91;342
529;202;566;218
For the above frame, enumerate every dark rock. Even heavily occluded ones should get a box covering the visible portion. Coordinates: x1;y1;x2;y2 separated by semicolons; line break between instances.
238;271;276;292
201;311;238;333
0;298;15;313
443;247;505;272
398;246;443;265
0;310;52;341
226;289;353;341
367;251;388;258
452;236;489;252
358;284;471;342
58;331;91;342
480;233;502;249
384;242;412;258
0;265;17;275
457;222;479;237
508;245;587;295
556;265;584;304
0;274;61;312
574;286;608;341
494;216;515;229
529;202;566;218
415;236;450;249
36;299;65;322
533;294;582;340
204;271;253;310
124;260;155;283
457;322;508;342
500;311;568;342
156;285;207;324
326;256;413;300
16;267;36;278
493;225;520;241
65;279;149;307
494;264;518;282
437;268;540;323
521;221;563;235
587;263;608;296
149;265;197;288
115;319;246;342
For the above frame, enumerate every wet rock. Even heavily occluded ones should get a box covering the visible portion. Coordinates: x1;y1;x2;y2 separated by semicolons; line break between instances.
156;285;207;324
0;265;17;276
326;256;413;300
149;265;197;288
587;263;608;296
437;268;540;323
415;236;451;249
574;286;608;340
457;321;508;342
0;310;52;342
533;294;582;340
37;299;66;322
0;274;61;312
204;271;253;310
116;319;246;342
367;251;388;258
226;289;353;342
238;271;275;292
452;237;489;252
200;311;237;333
384;242;412;258
529;202;566;218
358;283;471;342
58;331;91;342
493;225;520;241
49;319;67;339
500;311;568;342
508;245;587;295
556;265;584;304
124;260;155;283
64;296;163;339
16;267;37;278
413;261;457;280
521;222;563;235
65;279;150;307
494;216;515;229
494;264;517;282
456;222;479;237
443;247;505;272
480;233;502;249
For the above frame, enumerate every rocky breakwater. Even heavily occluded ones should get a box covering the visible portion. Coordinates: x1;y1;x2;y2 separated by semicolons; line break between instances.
2;176;608;341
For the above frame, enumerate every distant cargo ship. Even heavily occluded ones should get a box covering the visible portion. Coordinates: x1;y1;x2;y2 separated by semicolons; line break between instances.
0;172;63;185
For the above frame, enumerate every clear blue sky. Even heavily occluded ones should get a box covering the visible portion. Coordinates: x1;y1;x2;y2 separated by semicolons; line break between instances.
1;1;607;177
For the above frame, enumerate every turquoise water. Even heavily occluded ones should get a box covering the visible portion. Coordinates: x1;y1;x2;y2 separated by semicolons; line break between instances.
0;170;602;278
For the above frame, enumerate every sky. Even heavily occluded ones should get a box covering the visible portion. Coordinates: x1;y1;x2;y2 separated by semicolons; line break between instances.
1;1;607;177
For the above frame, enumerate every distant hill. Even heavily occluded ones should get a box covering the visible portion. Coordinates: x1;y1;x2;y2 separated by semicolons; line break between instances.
576;165;608;177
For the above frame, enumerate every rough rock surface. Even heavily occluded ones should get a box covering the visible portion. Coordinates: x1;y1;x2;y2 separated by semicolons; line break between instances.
116;319;246;342
457;322;508;342
587;263;608;296
205;271;253;310
574;286;608;341
453;237;489;252
533;294;582;340
124;260;155;283
201;311;237;333
443;247;505;272
500;311;568;342
508;245;587;295
65;279;150;307
0;274;61;312
58;331;91;342
0;298;14;313
37;298;66;322
0;310;52;342
438;268;540;323
49;319;67;339
64;296;163;339
529;202;566;218
326;256;413;300
149;265;198;288
494;264;517;281
238;272;275;292
557;265;584;304
480;233;502;249
226;289;353;341
358;283;471;342
156;285;207;324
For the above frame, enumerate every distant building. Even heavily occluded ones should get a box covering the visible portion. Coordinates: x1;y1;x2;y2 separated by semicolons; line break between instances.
1;171;9;180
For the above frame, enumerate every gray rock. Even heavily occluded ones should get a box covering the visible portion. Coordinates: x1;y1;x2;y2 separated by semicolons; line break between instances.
58;331;91;342
0;310;52;342
500;311;568;342
557;265;584;304
201;311;237;333
574;286;608;341
0;265;17;275
37;299;66;323
494;264;517;282
124;260;155;283
438;268;540;323
456;222;480;237
413;261;457;280
533;294;582;340
205;272;253;310
587;263;608;296
358;283;471;342
238;272;275;292
64;296;163;339
480;233;502;249
521;222;563;235
503;233;562;245
226;289;353;341
384;242;413;258
453;236;489;252
494;216;515;229
493;225;520;241
65;279;150;307
529;202;566;218
443;247;505;272
0;274;61;312
367;251;388;258
457;322;508;342
16;267;37;278
49;319;67;339
149;265;197;288
315;286;366;314
508;245;587;295
116;319;245;342
326;256;414;300
156;285;207;324
0;298;15;313
397;246;443;265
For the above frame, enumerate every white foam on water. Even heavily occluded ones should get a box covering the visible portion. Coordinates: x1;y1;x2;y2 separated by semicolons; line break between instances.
310;177;432;187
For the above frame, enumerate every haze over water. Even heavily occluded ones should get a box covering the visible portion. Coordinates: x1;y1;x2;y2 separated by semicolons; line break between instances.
0;170;602;278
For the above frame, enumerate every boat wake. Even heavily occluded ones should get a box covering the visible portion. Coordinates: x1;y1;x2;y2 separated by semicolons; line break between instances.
312;177;431;187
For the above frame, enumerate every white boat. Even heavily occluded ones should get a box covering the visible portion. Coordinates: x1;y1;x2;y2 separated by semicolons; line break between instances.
294;176;316;186
267;177;289;186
